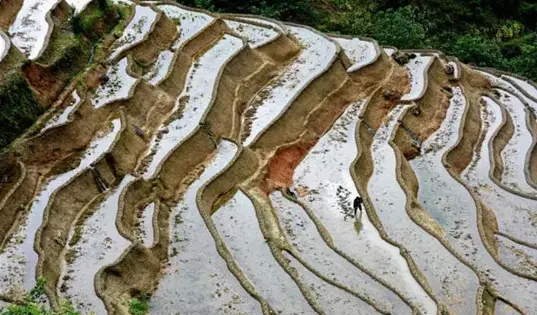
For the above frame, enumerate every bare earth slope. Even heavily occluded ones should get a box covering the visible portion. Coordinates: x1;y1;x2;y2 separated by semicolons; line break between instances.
0;0;537;314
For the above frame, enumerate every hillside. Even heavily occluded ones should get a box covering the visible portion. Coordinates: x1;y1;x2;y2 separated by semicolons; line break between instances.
0;0;537;314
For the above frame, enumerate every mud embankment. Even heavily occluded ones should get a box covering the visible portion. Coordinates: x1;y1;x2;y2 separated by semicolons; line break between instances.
157;19;228;97
396;57;452;159
0;0;22;29
527;113;537;186
0;166;40;248
205;45;298;139
251;56;358;153
0;157;22;209
445;65;489;174
491;102;515;181
131;10;178;65
35;114;123;306
350;53;408;201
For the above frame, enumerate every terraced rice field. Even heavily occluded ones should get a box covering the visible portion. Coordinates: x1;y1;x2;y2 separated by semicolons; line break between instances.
0;0;537;314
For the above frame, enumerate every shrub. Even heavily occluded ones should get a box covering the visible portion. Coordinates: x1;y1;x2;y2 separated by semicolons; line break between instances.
508;41;537;81
0;75;43;149
448;34;505;68
71;0;114;38
369;6;429;49
128;294;150;315
72;8;105;36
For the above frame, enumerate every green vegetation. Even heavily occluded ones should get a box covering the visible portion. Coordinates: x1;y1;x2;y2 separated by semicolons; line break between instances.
0;268;147;315
177;0;537;82
36;27;86;67
71;10;106;36
0;279;80;315
128;293;150;315
0;74;43;148
91;3;133;63
71;0;114;40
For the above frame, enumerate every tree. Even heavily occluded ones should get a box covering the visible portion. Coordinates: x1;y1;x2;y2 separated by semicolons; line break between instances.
509;40;537;80
449;34;504;68
370;6;429;49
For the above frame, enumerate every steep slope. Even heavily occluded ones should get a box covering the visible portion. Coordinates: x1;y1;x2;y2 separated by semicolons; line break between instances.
0;0;537;314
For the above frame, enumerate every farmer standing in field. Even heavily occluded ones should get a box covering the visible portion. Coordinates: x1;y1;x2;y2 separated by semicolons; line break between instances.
353;195;363;219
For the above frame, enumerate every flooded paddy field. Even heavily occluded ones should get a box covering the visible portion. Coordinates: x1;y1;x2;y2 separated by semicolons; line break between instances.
0;1;536;314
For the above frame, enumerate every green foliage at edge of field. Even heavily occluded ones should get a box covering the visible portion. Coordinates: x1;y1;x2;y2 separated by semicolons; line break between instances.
71;0;114;39
0;279;80;315
176;0;537;82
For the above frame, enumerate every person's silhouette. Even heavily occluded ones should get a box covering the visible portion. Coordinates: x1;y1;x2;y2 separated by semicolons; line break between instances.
353;196;363;219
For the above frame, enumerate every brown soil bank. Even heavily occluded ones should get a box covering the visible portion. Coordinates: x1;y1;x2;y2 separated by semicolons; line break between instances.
251;57;351;152
528;112;537;186
35;115;123;305
396;57;450;159
98;203;170;314
350;55;410;224
16;91;114;169
491;102;514;181
204;46;289;140
0;0;22;29
131;11;177;65
0;167;39;247
445;65;490;174
37;169;103;306
358;56;409;132
0;155;21;203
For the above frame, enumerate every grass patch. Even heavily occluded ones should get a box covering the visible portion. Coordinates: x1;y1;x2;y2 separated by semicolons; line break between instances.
72;7;106;39
71;0;114;35
0;47;25;85
129;293;151;315
35;27;85;67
